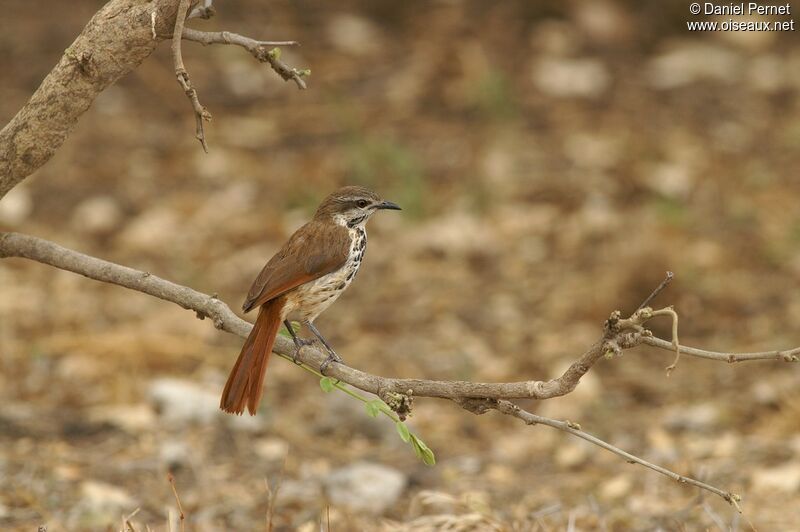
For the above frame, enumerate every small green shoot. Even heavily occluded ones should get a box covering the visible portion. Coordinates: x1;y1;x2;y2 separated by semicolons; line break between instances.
277;351;436;466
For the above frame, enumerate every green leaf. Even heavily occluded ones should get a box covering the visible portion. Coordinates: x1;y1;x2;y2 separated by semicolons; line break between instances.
395;421;411;442
365;400;382;418
410;437;424;459
319;376;335;393
412;435;436;466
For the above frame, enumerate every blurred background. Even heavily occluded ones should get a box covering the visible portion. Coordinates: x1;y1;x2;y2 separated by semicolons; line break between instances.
2;0;800;529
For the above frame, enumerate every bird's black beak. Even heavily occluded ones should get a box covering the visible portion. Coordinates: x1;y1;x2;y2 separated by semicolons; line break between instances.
376;200;402;211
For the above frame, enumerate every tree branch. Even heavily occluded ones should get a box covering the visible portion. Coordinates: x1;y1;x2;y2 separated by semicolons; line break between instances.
643;336;800;363
172;0;211;152
485;400;742;511
0;0;182;201
2;230;797;510
181;28;309;89
0;0;307;200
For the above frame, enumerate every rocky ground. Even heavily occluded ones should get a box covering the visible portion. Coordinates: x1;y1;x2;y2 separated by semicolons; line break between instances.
1;1;800;530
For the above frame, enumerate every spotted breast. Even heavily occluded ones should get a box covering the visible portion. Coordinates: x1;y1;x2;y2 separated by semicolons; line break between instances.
286;226;367;323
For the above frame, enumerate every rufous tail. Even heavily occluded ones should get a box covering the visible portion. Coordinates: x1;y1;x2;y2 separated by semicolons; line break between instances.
220;296;285;415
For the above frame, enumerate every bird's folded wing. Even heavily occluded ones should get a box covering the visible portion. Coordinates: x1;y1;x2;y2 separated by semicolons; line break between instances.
242;221;351;312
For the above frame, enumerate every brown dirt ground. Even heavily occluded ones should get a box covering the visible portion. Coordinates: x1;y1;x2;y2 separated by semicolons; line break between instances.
2;1;800;530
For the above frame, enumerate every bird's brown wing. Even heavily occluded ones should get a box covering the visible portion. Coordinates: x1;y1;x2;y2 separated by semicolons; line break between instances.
242;221;351;312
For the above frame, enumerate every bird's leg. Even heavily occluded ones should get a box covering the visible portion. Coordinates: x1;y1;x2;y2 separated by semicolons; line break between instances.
305;321;343;374
284;320;315;364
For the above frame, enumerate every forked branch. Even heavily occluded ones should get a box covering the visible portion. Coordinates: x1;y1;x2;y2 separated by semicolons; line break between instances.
3;231;798;509
0;0;308;201
181;29;309;89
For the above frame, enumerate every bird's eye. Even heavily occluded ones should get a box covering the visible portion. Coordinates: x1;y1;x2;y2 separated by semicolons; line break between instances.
356;199;369;208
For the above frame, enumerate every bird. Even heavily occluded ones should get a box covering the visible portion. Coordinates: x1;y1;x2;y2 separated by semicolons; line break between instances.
220;185;401;415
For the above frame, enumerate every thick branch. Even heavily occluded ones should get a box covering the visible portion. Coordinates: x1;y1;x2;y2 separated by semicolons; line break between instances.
0;0;183;200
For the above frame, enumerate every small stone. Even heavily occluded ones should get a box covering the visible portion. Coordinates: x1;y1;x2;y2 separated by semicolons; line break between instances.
647;43;739;89
88;403;156;433
71;196;122;234
748;54;787;93
572;1;632;45
117;207;180;252
327;14;383;55
751;464;800;493
600;474;633;500
555;442;589;469
159;439;191;470
532;58;611;98
254;437;289;462
646;162;694;198
80;480;136;514
751;381;779;405
148;378;219;425
279;479;323;507
663;403;720;432
324;462;407;515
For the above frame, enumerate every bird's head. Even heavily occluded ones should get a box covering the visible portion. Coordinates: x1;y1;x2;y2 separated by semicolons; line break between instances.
315;185;401;228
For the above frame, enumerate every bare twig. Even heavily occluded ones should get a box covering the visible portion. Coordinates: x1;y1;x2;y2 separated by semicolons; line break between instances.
2;231;797;510
181;28;309;89
183;28;299;47
643;336;800;363
655;307;681;375
167;473;186;532
487;400;741;512
636;271;674;311
264;458;285;532
172;0;211;152
124;508;141;532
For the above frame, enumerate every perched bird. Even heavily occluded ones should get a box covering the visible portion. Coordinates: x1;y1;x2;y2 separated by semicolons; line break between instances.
220;186;401;415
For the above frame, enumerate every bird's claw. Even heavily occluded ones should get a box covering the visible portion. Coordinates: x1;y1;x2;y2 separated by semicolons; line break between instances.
292;338;316;365
319;352;343;375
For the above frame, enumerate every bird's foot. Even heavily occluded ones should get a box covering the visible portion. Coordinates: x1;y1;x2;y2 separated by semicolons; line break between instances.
291;337;316;365
319;351;343;375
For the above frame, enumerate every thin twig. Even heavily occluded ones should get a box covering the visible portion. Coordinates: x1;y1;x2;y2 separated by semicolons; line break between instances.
654;307;682;375
167;473;186;532
185;29;300;47
264;458;285;532
636;271;674;312
181;28;309;89
124;508;141;532
643;336;800;363
489;400;742;512
171;0;212;151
